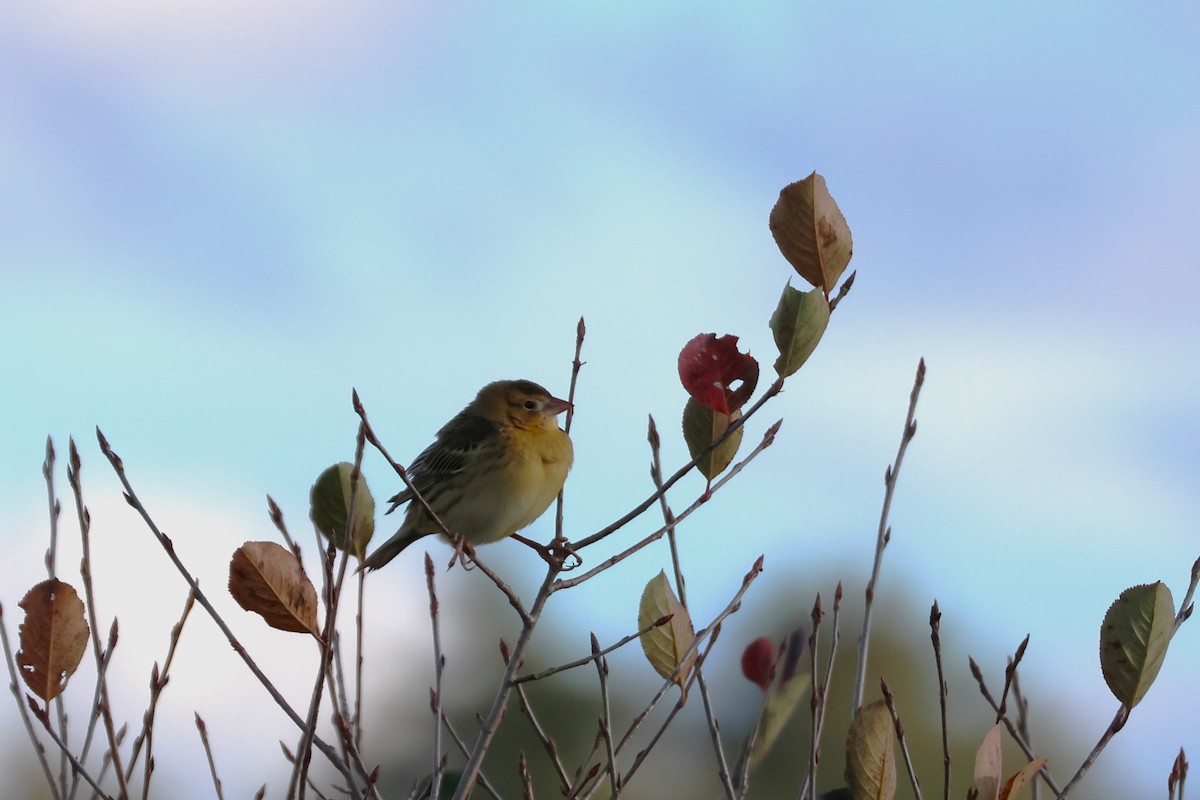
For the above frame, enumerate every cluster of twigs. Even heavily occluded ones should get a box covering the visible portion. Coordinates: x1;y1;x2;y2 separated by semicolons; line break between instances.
3;322;1197;799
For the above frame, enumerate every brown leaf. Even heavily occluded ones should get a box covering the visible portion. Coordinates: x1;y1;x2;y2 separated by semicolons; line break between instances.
229;542;319;636
638;571;696;700
769;172;853;294
17;579;90;702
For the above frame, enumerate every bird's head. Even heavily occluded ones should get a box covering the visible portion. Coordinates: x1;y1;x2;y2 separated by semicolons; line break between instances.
475;379;572;429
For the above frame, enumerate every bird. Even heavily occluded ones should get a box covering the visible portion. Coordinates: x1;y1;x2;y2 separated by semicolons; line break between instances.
360;379;574;571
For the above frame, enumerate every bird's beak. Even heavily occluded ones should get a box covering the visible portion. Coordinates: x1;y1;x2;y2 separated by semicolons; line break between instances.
544;395;572;416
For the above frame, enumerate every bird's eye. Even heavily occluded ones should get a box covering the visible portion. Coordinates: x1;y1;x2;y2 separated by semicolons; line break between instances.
523;399;538;411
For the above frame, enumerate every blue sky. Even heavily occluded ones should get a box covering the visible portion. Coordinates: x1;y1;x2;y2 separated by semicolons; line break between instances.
2;3;1198;797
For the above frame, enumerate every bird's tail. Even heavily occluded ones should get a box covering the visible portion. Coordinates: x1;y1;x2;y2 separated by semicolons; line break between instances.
358;527;426;572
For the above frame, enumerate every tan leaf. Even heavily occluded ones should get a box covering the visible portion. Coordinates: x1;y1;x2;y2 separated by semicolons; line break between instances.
998;757;1049;800
973;723;1004;800
17;579;90;702
845;699;897;800
769;172;853;294
637;571;695;701
229;542;319;637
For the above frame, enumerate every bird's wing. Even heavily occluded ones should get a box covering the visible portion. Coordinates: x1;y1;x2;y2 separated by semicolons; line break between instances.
385;411;500;513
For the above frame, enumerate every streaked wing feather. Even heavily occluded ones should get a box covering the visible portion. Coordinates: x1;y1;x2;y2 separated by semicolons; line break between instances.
385;411;499;513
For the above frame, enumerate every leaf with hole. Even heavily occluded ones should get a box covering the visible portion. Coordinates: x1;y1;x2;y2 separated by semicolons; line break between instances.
678;333;759;415
16;579;90;702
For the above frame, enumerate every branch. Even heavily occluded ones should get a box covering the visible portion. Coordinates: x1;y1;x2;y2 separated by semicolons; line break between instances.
851;358;925;714
95;428;357;793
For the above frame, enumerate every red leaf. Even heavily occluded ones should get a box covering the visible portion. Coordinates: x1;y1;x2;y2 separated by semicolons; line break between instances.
678;334;760;414
741;636;776;691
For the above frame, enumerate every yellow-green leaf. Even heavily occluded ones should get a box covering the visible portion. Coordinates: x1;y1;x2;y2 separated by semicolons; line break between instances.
769;282;830;378
637;571;695;701
310;462;375;558
973;723;1003;800
998;757;1049;800
681;397;742;482
845;699;896;800
229;542;320;637
769;172;853;294
749;666;811;771
16;579;90;702
1099;581;1174;707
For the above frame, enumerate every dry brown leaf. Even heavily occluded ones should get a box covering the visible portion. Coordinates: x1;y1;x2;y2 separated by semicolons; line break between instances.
769;172;853;294
17;579;90;702
637;570;696;701
229;541;319;637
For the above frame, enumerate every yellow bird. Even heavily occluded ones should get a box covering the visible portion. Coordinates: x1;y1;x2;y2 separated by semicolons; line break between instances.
361;379;574;571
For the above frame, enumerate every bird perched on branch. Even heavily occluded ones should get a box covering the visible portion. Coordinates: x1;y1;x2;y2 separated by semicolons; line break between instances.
360;379;574;571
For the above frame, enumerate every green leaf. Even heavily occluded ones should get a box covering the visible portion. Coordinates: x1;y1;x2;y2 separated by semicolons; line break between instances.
1099;581;1175;707
310;462;375;558
769;172;854;294
638;571;696;700
769;282;830;378
681;397;743;482
845;699;896;800
749;665;812;771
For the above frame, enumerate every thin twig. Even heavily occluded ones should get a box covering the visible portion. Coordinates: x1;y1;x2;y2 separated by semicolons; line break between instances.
735;633;790;798
651;418;736;799
125;588;196;791
798;584;842;800
881;678;923;800
806;594;824;800
27;697;113;800
67;438;130;799
514;617;672;684
996;635;1030;724
194;713;225;800
42;437;72;798
0;603;62;800
1058;705;1130;797
43;436;61;579
851;358;925;714
968;658;1062;796
577;559;763;799
593;636;620;798
437;713;502;800
553;316;587;547
828;270;856;313
554;422;780;591
929;601;950;800
425;553;446;800
571;378;784;551
514;681;571;791
95;428;357;793
1010;666;1036;800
